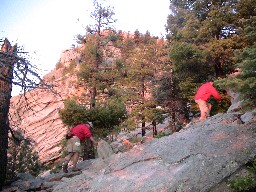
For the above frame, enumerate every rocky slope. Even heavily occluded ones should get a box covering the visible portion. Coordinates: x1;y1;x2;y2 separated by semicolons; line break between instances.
7;44;256;191
3;108;256;192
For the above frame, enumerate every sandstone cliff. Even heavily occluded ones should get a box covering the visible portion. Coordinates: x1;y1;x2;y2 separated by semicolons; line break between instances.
9;48;84;163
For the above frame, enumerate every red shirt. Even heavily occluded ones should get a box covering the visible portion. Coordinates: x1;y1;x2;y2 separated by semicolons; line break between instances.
69;124;92;141
195;82;221;102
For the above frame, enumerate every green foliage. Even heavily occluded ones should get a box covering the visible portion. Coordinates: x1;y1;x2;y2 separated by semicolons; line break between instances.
76;0;117;108
248;158;256;174
131;100;165;125
208;93;230;115
128;136;141;144
169;42;210;83
119;118;137;131
228;176;256;192
58;0;255;137
59;99;90;127
202;38;238;76
165;0;256;122
6;132;44;181
215;4;256;110
216;45;256;110
59;98;127;138
90;98;127;137
227;158;256;192
169;42;202;69
122;36;166;129
153;132;169;139
87;0;116;35
167;42;213;123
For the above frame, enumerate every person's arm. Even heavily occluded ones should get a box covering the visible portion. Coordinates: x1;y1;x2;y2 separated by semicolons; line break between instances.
209;85;221;101
89;136;98;146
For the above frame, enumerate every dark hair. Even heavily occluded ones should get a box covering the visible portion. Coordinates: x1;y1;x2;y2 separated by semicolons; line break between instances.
206;76;215;82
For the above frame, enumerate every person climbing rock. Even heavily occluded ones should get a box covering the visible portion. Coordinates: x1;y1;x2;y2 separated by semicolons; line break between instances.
62;122;97;173
194;78;221;120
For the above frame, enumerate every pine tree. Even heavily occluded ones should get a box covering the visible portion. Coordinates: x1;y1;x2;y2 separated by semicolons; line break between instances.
165;0;248;119
123;32;166;136
78;0;117;108
216;0;256;109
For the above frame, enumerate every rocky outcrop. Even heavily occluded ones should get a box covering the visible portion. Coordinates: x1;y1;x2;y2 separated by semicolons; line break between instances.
6;38;255;191
9;87;65;163
8;42;154;164
8;34;163;164
9;63;85;163
97;140;114;159
3;111;256;192
60;49;80;67
6;68;256;191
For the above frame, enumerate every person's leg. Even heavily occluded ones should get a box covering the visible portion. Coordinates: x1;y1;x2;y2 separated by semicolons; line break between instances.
196;99;208;120
71;136;82;171
71;152;81;171
63;152;73;164
62;137;75;173
206;103;212;117
62;153;74;173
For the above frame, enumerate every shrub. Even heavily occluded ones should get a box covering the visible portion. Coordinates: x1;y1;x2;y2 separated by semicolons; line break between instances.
227;158;256;192
154;132;168;138
6;131;44;181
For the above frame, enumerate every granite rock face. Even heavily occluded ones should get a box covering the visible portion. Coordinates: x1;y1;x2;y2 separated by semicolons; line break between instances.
4;112;255;192
81;114;255;192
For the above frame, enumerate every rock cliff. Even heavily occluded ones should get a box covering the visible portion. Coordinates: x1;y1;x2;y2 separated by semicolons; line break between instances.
9;48;84;163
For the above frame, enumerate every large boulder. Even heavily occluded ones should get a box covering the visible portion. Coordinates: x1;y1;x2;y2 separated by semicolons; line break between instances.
97;140;114;159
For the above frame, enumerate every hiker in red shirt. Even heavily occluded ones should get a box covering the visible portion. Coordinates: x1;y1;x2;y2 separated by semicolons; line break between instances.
194;80;221;120
62;122;97;173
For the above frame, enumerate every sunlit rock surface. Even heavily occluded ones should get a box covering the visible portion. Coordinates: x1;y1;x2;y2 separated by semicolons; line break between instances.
9;48;84;163
4;111;255;192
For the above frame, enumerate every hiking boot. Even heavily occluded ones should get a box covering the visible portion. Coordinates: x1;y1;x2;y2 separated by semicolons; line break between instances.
62;164;68;173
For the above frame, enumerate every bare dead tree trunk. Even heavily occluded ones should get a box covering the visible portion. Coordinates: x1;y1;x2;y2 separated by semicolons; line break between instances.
0;38;17;190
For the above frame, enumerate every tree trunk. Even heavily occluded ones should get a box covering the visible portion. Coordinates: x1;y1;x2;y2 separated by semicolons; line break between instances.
0;38;16;190
169;99;176;133
152;120;157;136
171;104;176;133
91;86;97;108
141;120;146;137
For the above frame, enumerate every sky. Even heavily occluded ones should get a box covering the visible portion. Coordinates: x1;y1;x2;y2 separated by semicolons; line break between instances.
0;0;170;95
